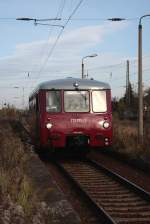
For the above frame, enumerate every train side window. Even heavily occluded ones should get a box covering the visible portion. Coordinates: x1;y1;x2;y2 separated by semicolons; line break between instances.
29;100;32;110
92;90;107;112
46;91;61;112
36;96;39;112
29;99;34;111
33;98;36;111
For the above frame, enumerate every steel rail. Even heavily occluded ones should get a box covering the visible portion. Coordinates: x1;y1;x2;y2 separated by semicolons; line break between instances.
54;158;150;224
87;158;150;202
55;160;117;224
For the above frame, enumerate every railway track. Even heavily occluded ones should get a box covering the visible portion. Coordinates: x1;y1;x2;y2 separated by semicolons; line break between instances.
55;158;150;224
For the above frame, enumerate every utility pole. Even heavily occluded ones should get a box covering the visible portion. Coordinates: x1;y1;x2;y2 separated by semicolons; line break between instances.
137;14;150;144
138;20;143;144
82;59;84;79
126;60;130;106
22;87;24;109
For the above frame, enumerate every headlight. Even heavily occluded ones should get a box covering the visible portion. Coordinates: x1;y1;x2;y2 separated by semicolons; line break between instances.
46;123;52;129
103;121;110;129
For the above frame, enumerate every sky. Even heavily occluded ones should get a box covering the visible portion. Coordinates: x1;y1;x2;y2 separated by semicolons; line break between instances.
0;0;150;108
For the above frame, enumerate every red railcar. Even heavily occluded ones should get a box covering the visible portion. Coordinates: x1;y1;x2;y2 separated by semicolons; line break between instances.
29;78;112;152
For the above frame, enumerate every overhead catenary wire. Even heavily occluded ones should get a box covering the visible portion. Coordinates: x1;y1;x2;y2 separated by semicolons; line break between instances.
1;15;150;100
1;10;150;107
27;0;66;89
1;56;150;81
33;0;84;82
0;64;125;81
0;17;139;22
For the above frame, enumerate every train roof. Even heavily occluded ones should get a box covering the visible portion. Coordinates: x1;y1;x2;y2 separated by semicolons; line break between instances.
29;78;110;98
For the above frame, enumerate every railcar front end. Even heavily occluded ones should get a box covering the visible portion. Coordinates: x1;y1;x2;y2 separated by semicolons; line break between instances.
29;78;112;152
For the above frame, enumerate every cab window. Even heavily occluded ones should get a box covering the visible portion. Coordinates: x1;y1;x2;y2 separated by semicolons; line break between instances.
92;90;107;112
46;91;61;112
64;90;89;112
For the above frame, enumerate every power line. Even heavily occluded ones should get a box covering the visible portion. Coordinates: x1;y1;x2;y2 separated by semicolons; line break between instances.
33;0;84;82
0;63;125;76
1;60;150;81
87;62;125;71
38;0;66;62
28;0;66;89
1;55;150;76
0;17;139;22
62;17;139;21
0;18;16;21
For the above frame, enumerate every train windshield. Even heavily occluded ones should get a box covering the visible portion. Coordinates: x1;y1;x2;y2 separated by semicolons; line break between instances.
46;91;61;112
64;90;89;112
92;90;107;112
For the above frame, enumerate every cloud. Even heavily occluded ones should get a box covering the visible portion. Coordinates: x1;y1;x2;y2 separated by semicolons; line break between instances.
0;21;128;72
0;21;130;107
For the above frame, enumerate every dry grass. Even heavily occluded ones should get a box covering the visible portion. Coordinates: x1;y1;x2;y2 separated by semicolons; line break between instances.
0;109;54;223
1;108;149;223
0;107;21;120
0;120;35;217
113;117;150;160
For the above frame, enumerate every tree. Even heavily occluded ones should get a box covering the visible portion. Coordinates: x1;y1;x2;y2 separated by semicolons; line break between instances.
112;83;138;119
144;88;150;106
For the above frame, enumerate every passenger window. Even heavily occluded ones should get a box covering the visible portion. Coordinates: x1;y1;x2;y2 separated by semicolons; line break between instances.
36;96;39;112
46;91;61;112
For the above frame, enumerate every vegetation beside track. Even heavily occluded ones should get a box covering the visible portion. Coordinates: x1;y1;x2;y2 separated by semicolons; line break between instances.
0;108;53;224
1;107;149;223
113;116;150;162
112;86;150;162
